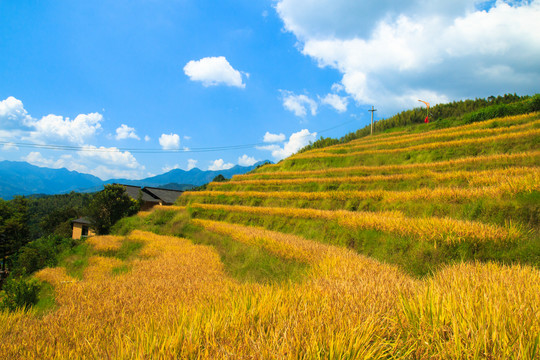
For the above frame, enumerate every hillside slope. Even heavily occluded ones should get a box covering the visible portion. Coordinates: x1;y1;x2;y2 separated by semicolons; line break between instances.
2;111;539;359
179;112;539;274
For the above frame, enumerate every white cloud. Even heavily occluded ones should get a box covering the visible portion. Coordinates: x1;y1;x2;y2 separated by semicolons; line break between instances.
208;159;235;171
144;135;151;142
77;145;141;169
115;124;140;140
162;164;181;173
320;93;348;112
23;149;145;180
0;96;33;129
276;0;540;113
0;96;104;145
88;165;146;181
183;135;191;140
331;83;345;93
187;159;198;170
184;56;247;88
263;131;286;143
27;112;103;145
159;133;180;150
238;154;258;166
256;144;281;152
259;129;317;160
77;146;145;179
24;152;66;169
281;91;318;117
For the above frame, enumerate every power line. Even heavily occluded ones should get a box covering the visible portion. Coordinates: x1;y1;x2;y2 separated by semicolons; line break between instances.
0;118;360;154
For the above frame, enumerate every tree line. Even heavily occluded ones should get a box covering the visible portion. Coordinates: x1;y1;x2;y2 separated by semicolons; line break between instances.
0;184;139;308
299;93;540;153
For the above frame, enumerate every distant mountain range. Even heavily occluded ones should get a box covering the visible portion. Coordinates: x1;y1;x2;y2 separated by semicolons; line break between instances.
0;160;271;200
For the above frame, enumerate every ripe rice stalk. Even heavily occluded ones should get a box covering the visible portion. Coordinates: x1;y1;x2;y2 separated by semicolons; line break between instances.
190;203;520;243
2;220;538;358
192;220;540;359
292;128;540;160
187;173;539;204
325;113;539;151
399;262;540;359
209;166;538;188
232;151;540;181
86;235;124;252
153;205;186;211
307;118;540;157
3;230;235;358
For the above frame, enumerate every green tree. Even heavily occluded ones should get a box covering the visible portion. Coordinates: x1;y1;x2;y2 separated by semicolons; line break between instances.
0;276;40;311
40;207;79;237
0;197;30;272
212;174;227;182
87;184;140;235
10;235;76;276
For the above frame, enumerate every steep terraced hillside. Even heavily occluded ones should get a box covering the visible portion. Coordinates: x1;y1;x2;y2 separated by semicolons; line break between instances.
180;112;540;275
2;112;538;359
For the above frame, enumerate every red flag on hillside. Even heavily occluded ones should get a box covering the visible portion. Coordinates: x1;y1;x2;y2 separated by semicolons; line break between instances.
418;99;430;124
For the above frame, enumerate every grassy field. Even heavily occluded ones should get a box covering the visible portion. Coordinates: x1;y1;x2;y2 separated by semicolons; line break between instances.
1;111;539;359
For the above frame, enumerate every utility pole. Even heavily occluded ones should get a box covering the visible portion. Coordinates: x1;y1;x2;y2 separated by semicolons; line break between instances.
368;106;377;135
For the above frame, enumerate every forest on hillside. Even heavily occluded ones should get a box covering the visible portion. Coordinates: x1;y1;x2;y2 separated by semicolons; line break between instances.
0;193;92;280
0;186;139;293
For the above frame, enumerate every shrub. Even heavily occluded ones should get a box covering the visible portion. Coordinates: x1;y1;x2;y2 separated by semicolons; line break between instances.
88;184;140;235
13;235;76;276
528;94;540;112
212;174;228;182
0;276;41;311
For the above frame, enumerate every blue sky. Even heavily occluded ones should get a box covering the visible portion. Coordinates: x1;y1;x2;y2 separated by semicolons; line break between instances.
1;0;539;180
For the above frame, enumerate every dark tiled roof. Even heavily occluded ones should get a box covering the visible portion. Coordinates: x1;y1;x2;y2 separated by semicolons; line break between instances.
122;185;160;203
143;187;184;204
72;217;92;225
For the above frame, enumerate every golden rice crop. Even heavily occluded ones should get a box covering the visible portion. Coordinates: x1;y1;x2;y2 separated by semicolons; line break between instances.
210;166;538;188
86;235;124;252
1;216;537;358
327;113;539;151
232;151;540;180
192;219;540;359
0;230;235;358
307;118;540;157
188;172;539;204
400;262;540;359
153;205;186;211
292;128;540;160
84;255;125;281
190;203;519;243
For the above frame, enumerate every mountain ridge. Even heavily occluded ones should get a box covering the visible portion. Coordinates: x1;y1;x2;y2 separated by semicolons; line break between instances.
0;160;271;200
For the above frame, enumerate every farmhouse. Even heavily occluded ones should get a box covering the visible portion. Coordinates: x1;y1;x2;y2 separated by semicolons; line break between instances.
122;184;161;211
72;217;96;239
121;185;184;210
142;186;185;205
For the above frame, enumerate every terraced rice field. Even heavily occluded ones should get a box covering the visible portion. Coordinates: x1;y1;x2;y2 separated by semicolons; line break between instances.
1;220;538;358
182;113;539;243
1;112;539;359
